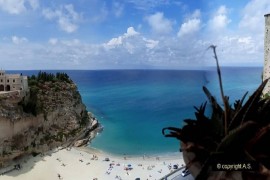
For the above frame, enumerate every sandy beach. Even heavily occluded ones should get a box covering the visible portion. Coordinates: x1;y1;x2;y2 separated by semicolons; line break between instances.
1;147;184;180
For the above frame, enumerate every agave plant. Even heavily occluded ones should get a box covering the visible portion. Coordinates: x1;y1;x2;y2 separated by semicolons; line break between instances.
163;46;270;180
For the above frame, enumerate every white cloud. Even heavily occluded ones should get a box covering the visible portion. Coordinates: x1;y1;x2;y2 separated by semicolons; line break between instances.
106;37;123;47
178;18;201;38
11;36;28;44
0;0;26;14
125;27;139;37
143;38;159;49
239;0;270;34
0;32;263;70
177;9;201;38
127;0;168;10
206;35;261;66
42;8;55;19
238;37;252;44
217;5;228;15
61;39;80;46
105;27;139;48
125;42;135;54
208;5;231;30
42;4;81;33
28;0;39;10
101;27;208;68
1;23;259;69
146;12;173;34
0;0;39;14
210;15;230;29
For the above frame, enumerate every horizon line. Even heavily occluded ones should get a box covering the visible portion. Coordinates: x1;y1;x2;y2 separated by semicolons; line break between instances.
3;66;264;71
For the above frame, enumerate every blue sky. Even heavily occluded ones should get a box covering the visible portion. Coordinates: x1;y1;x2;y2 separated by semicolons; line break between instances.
0;0;269;69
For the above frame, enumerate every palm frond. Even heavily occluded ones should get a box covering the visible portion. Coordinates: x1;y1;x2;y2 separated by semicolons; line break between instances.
258;99;270;125
194;102;208;122
217;121;259;153
229;79;268;131
233;91;248;113
202;86;223;114
162;127;182;140
183;119;197;125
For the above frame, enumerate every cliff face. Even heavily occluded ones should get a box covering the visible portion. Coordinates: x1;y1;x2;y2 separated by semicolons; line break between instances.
0;77;92;168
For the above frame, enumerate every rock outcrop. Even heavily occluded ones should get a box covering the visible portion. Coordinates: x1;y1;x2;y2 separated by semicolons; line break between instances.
0;73;98;168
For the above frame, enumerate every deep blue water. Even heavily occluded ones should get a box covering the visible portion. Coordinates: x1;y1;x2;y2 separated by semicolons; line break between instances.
10;67;262;155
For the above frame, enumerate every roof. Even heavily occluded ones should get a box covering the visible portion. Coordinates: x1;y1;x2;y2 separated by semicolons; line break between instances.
5;74;21;78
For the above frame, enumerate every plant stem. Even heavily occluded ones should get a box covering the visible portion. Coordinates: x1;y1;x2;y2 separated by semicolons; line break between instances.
209;45;228;136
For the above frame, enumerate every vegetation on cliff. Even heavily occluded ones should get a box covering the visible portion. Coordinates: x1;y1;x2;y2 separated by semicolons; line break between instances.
19;72;88;126
1;71;92;168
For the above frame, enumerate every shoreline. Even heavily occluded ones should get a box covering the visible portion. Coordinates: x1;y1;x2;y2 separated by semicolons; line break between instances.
80;146;182;161
1;146;185;180
80;146;183;164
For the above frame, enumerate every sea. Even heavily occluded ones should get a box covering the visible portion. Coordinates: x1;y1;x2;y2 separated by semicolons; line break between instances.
10;67;263;156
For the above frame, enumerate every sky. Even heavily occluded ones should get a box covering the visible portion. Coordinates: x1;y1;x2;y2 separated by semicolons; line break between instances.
0;0;270;70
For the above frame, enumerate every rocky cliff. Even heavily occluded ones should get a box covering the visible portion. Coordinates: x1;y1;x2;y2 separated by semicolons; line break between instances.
0;72;97;168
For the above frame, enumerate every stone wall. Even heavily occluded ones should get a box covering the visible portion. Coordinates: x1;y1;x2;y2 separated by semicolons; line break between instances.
263;14;270;94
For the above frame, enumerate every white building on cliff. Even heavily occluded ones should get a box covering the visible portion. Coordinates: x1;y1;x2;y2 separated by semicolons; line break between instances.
0;70;28;97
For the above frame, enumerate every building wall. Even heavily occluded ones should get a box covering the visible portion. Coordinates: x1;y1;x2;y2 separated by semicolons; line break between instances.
263;14;270;94
0;71;28;96
22;76;28;91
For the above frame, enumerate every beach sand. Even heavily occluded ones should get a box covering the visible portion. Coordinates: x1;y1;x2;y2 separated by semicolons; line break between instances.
1;147;184;180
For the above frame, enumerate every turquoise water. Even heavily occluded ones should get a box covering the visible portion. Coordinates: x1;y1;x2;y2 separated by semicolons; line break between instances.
68;68;262;155
73;70;208;155
12;67;262;156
